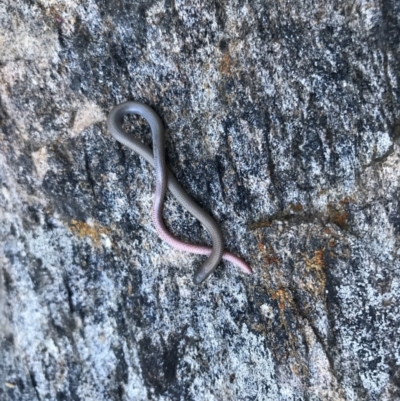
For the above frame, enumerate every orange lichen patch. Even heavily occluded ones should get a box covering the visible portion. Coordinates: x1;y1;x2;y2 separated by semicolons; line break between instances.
249;221;272;229
327;197;353;230
328;238;336;247
219;54;232;75
289;203;303;212
272;289;290;310
302;250;326;297
339;196;354;206
265;254;279;265
69;219;110;248
328;205;348;230
306;250;325;270
332;210;348;229
257;240;280;267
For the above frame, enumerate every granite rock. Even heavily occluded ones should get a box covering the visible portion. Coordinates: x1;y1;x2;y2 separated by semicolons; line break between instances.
1;0;400;400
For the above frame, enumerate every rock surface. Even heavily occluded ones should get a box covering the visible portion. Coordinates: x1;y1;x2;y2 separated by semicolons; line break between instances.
1;1;400;400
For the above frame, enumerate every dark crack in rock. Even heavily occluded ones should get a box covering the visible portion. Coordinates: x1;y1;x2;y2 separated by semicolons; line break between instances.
1;0;400;400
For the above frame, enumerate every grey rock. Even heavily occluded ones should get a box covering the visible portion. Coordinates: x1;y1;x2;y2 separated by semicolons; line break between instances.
1;1;400;400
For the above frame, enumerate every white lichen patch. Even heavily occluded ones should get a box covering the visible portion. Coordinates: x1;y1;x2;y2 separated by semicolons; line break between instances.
0;29;58;64
31;147;50;181
71;101;105;138
260;303;275;319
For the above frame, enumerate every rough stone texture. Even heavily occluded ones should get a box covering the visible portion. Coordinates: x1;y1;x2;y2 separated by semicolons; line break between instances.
1;0;400;400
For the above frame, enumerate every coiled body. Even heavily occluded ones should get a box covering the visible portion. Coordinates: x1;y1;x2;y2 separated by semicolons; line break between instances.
107;101;252;284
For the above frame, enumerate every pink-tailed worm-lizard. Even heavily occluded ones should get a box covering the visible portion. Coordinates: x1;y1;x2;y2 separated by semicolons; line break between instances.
107;101;252;284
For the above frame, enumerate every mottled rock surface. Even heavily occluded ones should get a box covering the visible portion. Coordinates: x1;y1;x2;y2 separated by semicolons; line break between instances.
1;1;400;400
